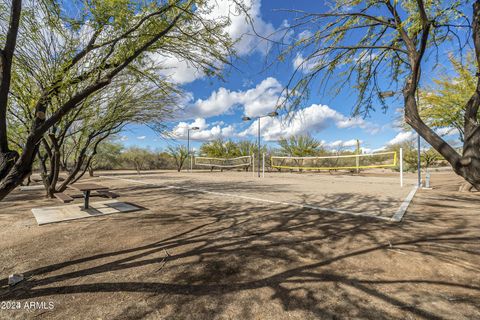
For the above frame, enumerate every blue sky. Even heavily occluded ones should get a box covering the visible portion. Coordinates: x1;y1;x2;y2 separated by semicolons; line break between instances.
119;0;462;154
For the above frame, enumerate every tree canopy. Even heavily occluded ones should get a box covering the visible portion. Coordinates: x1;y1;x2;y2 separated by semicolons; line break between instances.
419;54;477;142
277;135;324;157
278;0;480;189
0;0;242;199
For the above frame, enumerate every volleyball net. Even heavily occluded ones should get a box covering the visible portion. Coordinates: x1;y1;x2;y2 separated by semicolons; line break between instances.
194;156;252;169
271;151;397;171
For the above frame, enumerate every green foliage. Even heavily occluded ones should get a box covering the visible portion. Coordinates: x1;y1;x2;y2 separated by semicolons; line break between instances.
280;1;469;115
199;139;266;158
167;145;188;171
277;135;324;156
419;54;476;142
200;139;236;158
122;147;153;173
236;140;257;156
90;141;124;170
91;146;176;171
387;141;444;172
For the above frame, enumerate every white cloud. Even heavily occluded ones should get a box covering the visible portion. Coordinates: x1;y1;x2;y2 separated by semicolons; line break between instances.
387;127;460;146
171;118;235;141
152;53;204;84
239;104;377;141
152;0;284;84
297;30;313;41
137;136;146;140
387;131;415;145
203;0;281;56
326;139;359;149
371;146;387;153
177;77;283;119
292;52;318;73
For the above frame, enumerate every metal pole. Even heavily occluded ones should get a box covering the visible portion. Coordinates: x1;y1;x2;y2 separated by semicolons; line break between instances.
257;117;261;178
187;129;190;172
355;139;360;174
262;152;265;178
252;153;255;177
417;133;421;187
400;147;403;187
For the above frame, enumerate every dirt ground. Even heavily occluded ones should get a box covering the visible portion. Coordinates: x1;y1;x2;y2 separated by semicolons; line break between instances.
0;169;479;319
94;169;417;219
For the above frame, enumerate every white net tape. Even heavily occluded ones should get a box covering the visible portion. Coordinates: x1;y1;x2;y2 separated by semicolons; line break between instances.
271;151;397;170
195;156;252;168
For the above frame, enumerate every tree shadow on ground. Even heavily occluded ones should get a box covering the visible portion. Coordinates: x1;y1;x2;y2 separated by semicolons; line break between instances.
1;188;479;319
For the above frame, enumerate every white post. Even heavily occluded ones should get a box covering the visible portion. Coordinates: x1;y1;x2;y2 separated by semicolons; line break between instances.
252;154;255;177
355;139;360;174
190;152;193;172
400;147;403;187
262;153;265;178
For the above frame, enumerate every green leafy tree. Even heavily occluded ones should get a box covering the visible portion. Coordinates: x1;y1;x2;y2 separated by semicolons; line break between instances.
87;142;124;176
418;54;476;142
200;139;239;158
236;140;253;156
122;147;152;174
278;0;480;189
167;145;188;172
0;0;239;200
387;142;443;172
277;135;323;156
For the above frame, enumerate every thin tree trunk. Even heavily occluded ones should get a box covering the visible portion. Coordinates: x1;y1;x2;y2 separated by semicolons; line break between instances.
0;136;39;200
57;153;86;192
0;151;18;181
45;135;61;198
0;0;22;182
37;149;49;192
72;155;95;184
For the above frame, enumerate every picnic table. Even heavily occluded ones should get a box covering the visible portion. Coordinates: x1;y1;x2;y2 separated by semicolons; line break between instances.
68;183;109;209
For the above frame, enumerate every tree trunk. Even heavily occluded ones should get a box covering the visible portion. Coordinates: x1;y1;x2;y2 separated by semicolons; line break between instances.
57;154;85;192
0;137;39;200
46;139;61;198
459;181;477;192
0;1;22;183
455;127;480;189
88;166;94;177
38;135;61;198
0;151;18;181
135;162;140;175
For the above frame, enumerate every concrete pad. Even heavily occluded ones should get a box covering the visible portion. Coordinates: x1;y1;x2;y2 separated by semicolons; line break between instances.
19;185;45;191
31;200;142;225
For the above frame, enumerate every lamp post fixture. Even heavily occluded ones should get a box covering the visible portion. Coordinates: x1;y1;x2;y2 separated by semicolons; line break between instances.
187;126;199;172
242;111;279;177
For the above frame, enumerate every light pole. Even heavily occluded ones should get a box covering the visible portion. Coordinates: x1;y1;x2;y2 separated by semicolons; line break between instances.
417;133;421;187
242;111;278;177
380;90;422;187
187;126;199;172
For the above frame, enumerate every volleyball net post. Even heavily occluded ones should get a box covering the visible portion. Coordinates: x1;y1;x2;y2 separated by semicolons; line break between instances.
252;154;255;177
262;153;265;178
